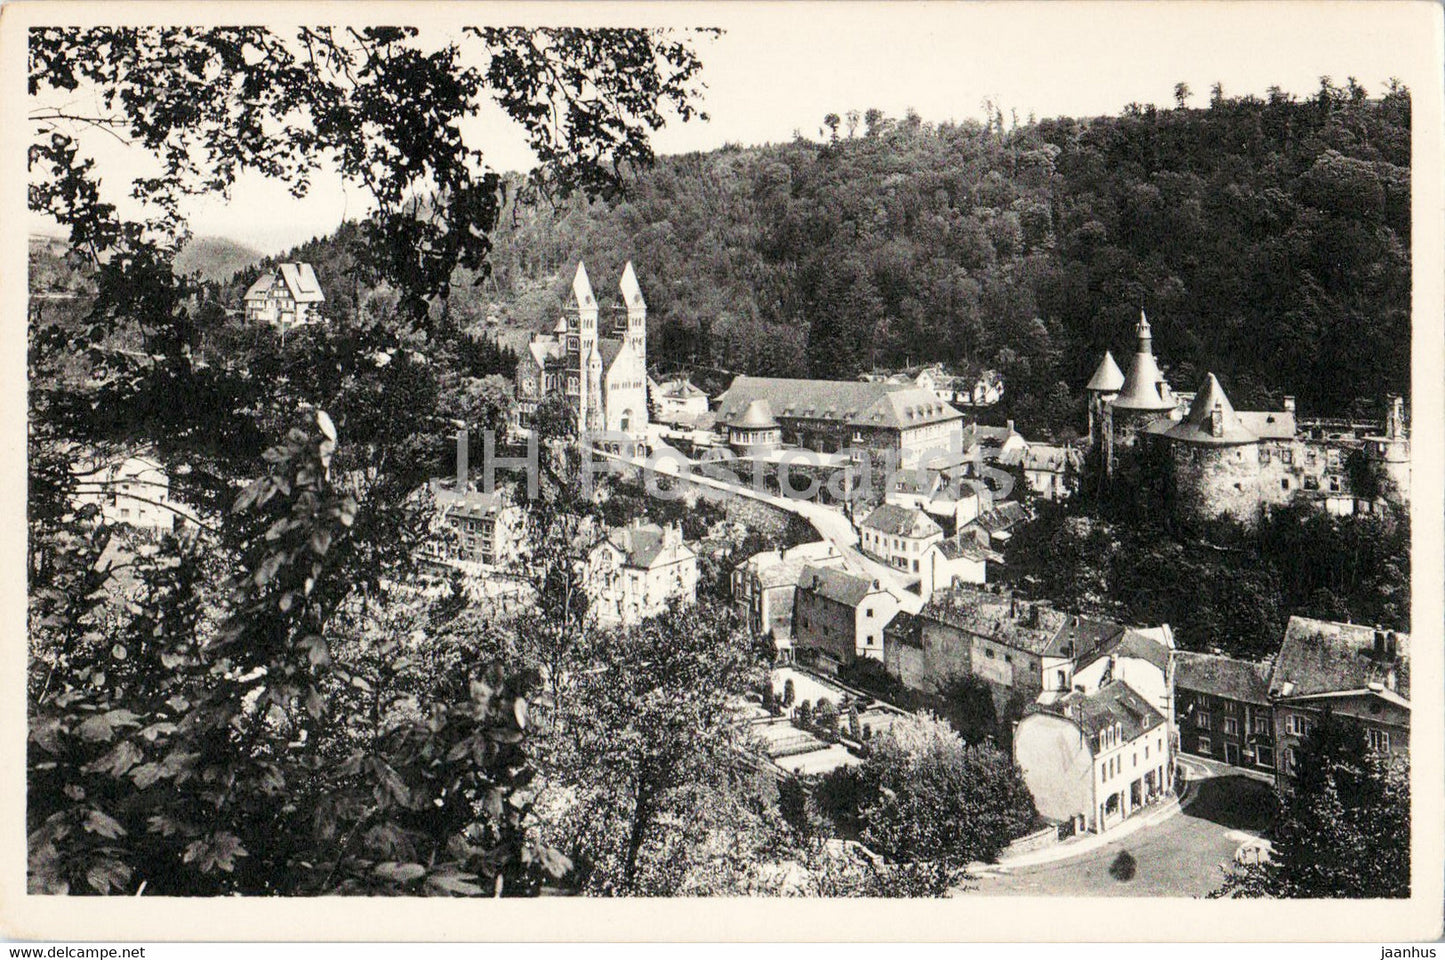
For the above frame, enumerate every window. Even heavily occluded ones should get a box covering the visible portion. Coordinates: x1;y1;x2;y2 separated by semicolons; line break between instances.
1285;715;1313;737
865;607;874;618
1223;717;1239;736
1196;712;1211;731
1251;716;1271;735
1281;478;1290;491
1284;746;1298;774
1197;737;1212;756
985;648;995;659
1221;700;1237;714
1367;728;1390;753
1144;745;1149;759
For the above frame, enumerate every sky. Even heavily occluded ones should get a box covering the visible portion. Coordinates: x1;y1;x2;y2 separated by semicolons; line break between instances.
27;2;1430;255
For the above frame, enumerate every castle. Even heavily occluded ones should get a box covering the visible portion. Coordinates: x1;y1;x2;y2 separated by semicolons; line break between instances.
1087;312;1409;523
515;261;649;442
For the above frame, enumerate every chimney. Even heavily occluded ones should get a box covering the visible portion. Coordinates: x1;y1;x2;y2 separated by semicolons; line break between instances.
1006;419;1015;434
1373;627;1388;660
456;428;469;493
1283;395;1296;414
1210;402;1224;438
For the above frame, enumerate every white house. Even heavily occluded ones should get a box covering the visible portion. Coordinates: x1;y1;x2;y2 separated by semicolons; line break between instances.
1070;625;1176;726
72;451;197;533
884;465;984;532
586;519;699;626
857;503;943;578
243;262;325;332
652;377;710;425
917;528;999;599
1014;679;1173;835
1023;444;1082;501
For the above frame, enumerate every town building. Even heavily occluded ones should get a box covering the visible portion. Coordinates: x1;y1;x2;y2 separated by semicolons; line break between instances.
918;528;998;597
858;503;944;577
1067;626;1176;725
1174;651;1276;774
1268;616;1409;786
793;565;900;669
585;519;698;626
884;463;984;532
731;541;847;662
515;261;650;443
72;450;197;533
1022;443;1082;501
724;399;784;457
651;377;710;426
421;432;527;575
243;262;325;332
713;376;965;471
1014;679;1173;834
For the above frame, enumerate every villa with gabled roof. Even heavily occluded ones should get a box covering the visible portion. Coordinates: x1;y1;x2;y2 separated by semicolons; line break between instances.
244;262;325;332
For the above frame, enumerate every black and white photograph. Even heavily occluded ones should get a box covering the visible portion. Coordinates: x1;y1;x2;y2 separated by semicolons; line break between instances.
5;0;1442;943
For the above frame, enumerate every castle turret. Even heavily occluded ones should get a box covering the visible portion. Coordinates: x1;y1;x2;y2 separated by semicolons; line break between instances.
1164;373;1263;523
1086;351;1125;446
1103;312;1178;473
1111;312;1176;415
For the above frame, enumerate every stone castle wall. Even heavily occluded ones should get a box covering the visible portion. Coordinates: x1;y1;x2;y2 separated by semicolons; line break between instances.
1170;442;1264;524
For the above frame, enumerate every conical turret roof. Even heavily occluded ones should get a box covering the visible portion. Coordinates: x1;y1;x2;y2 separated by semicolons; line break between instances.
1086;351;1125;393
1111;311;1176;412
1164;373;1257;445
728;398;779;430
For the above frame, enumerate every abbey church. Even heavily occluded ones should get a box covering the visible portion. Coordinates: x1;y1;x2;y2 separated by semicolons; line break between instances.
515;261;650;442
1087;312;1409;524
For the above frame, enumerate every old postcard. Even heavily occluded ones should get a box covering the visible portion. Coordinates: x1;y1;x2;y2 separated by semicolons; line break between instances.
2;0;1441;943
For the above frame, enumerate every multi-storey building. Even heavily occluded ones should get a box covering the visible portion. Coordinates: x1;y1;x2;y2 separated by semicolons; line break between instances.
731;541;847;661
515;261;649;443
713;376;965;471
793;565;900;669
1087;311;1410;523
1014;680;1174;834
585;519;698;626
1174;651;1276;774
1268;616;1410;786
243;262;325;332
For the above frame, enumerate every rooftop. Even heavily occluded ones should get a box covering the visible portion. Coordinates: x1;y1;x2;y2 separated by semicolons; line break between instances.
1175;651;1274;705
799;563;884;608
860;503;942;538
716;376;963;432
1048;679;1167;749
1271;616;1410;702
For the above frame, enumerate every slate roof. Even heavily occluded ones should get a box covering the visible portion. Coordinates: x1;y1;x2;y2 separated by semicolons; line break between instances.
715;376;962;432
1175;651;1273;705
1112;312;1176;412
1271;616;1410;701
1237;410;1297;441
1051;615;1128;661
920;588;1069;656
883;610;923;649
619;261;646;311
1053;680;1167;749
1164;373;1256;445
278;263;325;303
799;563;883;608
728;398;780;430
604;521;693;570
933;528;999;563
243;272;279;300
659;378;707;400
963;501;1029;537
1086;351;1126;392
1024;444;1078;474
861;503;941;538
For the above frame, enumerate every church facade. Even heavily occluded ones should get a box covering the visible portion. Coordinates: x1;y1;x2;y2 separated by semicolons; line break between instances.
515;261;650;443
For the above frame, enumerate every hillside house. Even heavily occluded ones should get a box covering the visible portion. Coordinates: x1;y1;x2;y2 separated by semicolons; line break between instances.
1014;679;1173;834
1268;617;1409;786
793;565;900;669
731;541;847;662
244;262;325;331
585;519;698;626
1174;651;1276;773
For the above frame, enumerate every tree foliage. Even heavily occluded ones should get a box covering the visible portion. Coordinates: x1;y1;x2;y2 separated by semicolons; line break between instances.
1214;711;1409;899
